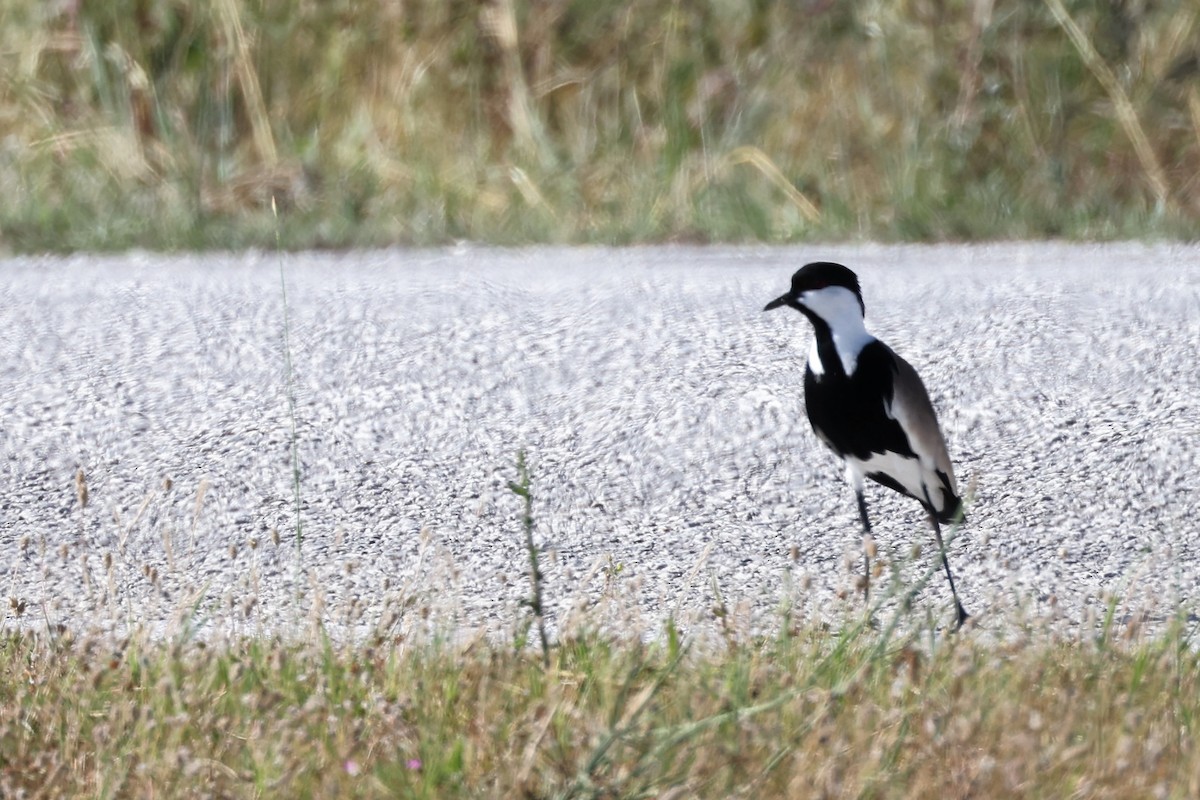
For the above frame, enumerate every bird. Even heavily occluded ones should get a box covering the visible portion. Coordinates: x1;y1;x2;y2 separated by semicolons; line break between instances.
763;261;969;629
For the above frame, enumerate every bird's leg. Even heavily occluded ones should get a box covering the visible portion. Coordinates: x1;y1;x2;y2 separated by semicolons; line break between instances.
930;515;969;630
856;491;872;602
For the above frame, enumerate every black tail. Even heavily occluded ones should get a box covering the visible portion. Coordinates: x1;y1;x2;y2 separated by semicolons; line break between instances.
934;494;966;526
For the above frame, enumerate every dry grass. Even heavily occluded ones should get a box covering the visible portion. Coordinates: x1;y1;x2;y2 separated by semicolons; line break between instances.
2;0;1200;251
2;612;1199;798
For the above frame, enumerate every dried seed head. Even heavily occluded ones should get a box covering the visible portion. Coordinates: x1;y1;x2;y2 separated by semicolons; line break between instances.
103;552;113;570
75;469;89;509
162;477;173;492
789;544;800;562
909;543;922;560
1124;615;1143;641
900;646;923;681
270;528;281;546
863;536;877;559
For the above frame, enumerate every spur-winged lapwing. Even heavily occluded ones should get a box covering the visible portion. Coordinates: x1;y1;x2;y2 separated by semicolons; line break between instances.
764;262;969;629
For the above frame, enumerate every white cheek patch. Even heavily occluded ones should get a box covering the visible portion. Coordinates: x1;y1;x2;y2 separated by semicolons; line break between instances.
799;286;872;376
805;322;866;377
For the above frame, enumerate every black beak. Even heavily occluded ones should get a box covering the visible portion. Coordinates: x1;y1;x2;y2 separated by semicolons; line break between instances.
763;293;793;312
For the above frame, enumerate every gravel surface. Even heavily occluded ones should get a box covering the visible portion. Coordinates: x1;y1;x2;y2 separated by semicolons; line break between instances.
1;243;1198;643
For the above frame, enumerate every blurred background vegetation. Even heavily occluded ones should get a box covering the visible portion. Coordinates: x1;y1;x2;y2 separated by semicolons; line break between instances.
1;0;1198;252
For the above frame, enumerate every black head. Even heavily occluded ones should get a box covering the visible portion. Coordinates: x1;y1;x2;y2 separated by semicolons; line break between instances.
763;261;865;317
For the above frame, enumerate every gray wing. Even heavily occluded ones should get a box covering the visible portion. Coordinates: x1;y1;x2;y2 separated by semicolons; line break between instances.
885;348;960;510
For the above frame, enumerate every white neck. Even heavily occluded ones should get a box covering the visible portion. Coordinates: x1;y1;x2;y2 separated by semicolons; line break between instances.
802;286;874;377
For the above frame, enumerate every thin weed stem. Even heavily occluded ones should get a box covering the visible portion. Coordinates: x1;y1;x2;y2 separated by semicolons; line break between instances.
274;196;303;553
508;450;550;666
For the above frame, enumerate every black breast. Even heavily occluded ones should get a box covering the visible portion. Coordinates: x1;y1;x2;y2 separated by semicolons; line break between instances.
803;341;916;462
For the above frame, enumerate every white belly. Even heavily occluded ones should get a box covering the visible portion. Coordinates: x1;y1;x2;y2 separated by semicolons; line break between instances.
845;451;931;504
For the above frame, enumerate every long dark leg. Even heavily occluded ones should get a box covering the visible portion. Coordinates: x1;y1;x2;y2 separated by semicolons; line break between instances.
930;515;969;629
856;491;872;602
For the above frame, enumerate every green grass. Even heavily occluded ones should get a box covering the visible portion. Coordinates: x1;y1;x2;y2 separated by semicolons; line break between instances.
3;0;1200;252
2;612;1198;798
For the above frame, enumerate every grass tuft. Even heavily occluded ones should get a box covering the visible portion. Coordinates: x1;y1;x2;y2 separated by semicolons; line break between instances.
2;612;1199;797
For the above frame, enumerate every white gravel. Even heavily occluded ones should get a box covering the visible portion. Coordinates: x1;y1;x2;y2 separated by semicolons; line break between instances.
1;243;1198;643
